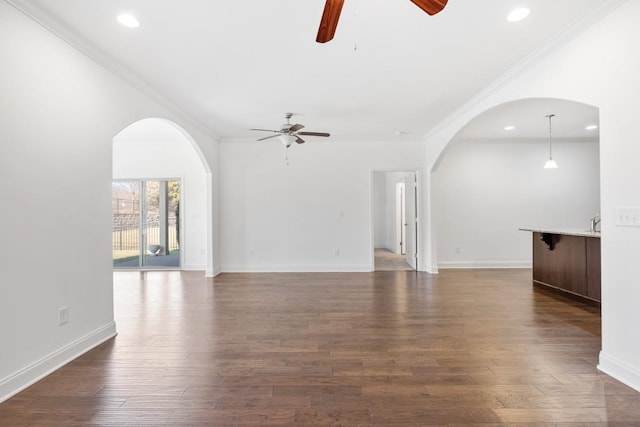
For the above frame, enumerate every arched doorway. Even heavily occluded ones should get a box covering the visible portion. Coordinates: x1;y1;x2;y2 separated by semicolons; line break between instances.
112;118;211;271
429;98;600;270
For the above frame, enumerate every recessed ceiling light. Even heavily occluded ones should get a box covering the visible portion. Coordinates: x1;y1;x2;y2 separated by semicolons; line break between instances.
504;126;515;131
117;13;140;28
585;124;598;131
507;8;530;22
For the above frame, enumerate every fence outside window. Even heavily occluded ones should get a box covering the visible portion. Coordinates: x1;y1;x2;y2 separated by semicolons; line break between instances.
112;213;179;252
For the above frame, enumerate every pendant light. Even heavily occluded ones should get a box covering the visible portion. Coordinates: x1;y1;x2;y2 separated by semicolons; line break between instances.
544;113;558;169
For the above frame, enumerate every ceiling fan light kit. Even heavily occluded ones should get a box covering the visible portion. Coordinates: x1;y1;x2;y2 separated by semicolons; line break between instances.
316;0;448;43
278;134;298;148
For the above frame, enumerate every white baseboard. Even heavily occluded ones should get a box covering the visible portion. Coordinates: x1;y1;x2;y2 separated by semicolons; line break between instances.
0;321;117;403
598;351;640;392
206;267;221;277
437;260;532;269
221;264;373;273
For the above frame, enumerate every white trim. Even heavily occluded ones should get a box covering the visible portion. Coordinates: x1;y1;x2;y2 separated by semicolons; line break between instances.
0;322;117;403
205;171;215;279
598;351;640;393
179;174;186;270
221;265;372;273
437;261;532;269
207;267;222;277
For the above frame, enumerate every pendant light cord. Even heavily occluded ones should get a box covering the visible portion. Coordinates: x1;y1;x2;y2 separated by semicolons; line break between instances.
546;113;555;158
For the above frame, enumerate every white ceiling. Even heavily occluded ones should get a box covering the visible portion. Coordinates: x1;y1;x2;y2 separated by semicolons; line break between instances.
11;0;612;141
455;98;600;141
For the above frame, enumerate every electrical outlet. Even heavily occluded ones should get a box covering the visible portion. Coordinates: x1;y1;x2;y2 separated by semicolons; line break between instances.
455;247;461;254
333;248;340;256
249;248;256;257
59;306;69;326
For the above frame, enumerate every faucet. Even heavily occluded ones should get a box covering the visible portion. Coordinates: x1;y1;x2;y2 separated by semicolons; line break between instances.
590;214;601;232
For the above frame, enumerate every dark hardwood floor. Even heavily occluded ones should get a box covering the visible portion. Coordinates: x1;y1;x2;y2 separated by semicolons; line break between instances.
2;269;640;426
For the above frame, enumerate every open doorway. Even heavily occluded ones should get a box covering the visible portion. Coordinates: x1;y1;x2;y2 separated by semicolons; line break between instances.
372;171;419;271
430;98;599;270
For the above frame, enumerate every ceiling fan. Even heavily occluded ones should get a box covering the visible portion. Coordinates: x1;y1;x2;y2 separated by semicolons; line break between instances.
316;0;448;43
250;113;330;148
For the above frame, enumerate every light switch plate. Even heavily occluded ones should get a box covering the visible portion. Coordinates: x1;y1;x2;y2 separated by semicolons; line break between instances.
616;207;640;227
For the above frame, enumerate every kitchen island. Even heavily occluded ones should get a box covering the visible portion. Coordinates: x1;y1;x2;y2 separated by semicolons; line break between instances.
520;228;601;304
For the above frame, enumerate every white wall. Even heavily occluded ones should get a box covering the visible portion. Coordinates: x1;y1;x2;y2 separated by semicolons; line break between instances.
0;2;219;401
220;140;425;271
434;139;600;268
423;0;640;391
372;172;387;248
113;119;209;270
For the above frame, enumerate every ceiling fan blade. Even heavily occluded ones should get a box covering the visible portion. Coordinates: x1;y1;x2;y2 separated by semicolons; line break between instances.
257;134;282;142
409;0;448;15
316;0;345;43
297;131;330;137
250;128;280;133
296;137;306;144
289;123;305;132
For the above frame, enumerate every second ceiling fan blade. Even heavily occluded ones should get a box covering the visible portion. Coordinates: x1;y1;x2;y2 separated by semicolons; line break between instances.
316;0;345;43
298;132;330;137
409;0;448;15
289;123;305;132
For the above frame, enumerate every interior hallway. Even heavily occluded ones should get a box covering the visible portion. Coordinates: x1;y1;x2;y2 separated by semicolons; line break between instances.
374;248;414;271
1;269;639;425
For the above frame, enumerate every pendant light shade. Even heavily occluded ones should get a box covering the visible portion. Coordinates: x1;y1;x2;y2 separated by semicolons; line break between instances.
544;113;558;169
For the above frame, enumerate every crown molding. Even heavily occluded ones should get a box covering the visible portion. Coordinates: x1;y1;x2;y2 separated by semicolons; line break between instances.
5;0;221;142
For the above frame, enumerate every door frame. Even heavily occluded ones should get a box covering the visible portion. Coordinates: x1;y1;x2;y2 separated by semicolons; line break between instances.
370;169;422;271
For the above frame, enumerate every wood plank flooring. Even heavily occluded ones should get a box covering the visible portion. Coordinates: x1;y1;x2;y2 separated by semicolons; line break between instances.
2;269;640;426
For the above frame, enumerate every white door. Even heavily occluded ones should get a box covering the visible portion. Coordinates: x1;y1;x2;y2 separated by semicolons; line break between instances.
404;174;417;269
396;182;406;255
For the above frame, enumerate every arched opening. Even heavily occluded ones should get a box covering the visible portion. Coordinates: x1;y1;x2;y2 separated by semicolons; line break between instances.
429;98;600;270
112;118;212;272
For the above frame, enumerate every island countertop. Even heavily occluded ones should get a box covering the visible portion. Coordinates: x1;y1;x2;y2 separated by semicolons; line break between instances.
519;228;601;238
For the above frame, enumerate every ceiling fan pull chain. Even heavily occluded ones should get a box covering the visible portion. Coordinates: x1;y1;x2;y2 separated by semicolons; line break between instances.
353;0;359;51
285;147;290;167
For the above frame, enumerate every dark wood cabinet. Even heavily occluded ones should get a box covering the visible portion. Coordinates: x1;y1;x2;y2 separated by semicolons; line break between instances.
586;237;601;301
531;232;600;303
